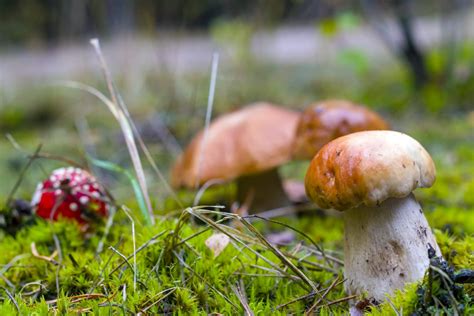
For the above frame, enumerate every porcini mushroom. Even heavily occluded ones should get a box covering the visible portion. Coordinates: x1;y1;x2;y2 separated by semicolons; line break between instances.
32;167;110;223
171;102;300;212
292;99;389;160
304;130;441;302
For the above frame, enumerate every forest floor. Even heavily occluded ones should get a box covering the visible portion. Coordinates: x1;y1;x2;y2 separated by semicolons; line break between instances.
0;12;473;315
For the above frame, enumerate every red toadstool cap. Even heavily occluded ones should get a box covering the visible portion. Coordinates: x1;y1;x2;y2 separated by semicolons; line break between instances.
31;167;110;223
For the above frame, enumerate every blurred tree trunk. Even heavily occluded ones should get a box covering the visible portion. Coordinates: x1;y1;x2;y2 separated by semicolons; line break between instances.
106;0;134;35
361;0;429;88
392;0;428;88
59;0;87;40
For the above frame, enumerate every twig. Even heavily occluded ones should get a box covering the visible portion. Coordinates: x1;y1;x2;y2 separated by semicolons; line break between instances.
283;253;339;274
46;293;108;305
306;276;340;314
231;279;254;316
0;286;20;313
7;134;84;167
140;287;176;313
4;141;42;208
319;295;357;308
276;279;345;310
30;242;59;265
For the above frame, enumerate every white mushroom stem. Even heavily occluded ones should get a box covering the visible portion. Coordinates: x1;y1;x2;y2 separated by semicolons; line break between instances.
236;168;291;213
343;193;441;302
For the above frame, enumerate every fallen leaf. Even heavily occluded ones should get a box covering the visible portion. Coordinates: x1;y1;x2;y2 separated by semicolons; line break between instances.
205;233;230;258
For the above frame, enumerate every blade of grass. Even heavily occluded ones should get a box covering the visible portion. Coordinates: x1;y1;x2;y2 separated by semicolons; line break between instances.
121;206;137;294
186;208;313;291
245;214;334;268
89;157;149;226
186;209;294;278
4;142;42;208
6;134;84;168
230;279;254;316
276;279;345;310
54;80;153;225
90;39;154;225
239;217;319;291
172;250;239;310
306;276;340;314
109;230;167;276
140;287;176;312
195;52;219;189
0;286;20;313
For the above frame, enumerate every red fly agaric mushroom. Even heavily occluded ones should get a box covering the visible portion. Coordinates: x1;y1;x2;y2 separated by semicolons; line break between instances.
292;99;389;160
305;131;441;302
32;167;110;223
171;102;300;212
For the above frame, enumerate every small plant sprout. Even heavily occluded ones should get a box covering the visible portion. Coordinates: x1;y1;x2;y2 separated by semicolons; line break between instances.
292;99;389;160
31;167;111;224
304;131;442;302
171;102;300;212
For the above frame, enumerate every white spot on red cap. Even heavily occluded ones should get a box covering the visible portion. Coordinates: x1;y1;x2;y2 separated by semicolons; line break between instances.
79;196;89;204
70;203;78;211
82;184;90;191
53;168;66;175
31;183;43;206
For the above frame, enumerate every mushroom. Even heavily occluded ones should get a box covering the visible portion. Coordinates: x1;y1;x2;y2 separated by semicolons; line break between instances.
304;130;441;302
171;102;300;212
32;167;110;223
292;99;389;160
286;99;389;204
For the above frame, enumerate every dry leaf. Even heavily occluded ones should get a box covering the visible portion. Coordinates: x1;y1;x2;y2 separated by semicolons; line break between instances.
205;233;230;258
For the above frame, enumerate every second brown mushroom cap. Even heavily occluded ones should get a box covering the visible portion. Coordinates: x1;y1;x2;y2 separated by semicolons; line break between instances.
292;99;389;160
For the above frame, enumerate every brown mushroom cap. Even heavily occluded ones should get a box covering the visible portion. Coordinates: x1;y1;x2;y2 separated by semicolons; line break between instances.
292;99;389;160
171;102;300;188
305;131;435;210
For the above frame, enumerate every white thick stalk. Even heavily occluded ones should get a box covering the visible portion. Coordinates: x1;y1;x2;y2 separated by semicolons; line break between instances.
343;193;441;302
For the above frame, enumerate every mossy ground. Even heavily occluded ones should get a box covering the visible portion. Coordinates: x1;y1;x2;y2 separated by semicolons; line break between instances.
0;49;473;314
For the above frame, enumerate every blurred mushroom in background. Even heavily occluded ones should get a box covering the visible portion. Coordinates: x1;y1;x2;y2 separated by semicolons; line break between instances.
292;99;389;160
284;99;389;204
171;102;300;213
